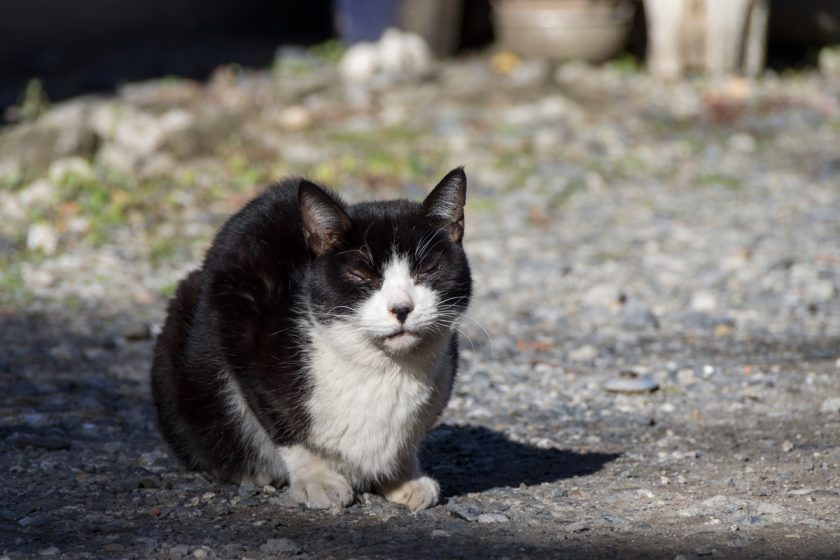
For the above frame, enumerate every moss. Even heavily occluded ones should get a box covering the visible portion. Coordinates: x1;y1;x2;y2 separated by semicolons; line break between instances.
18;78;50;121
696;173;742;190
0;262;32;307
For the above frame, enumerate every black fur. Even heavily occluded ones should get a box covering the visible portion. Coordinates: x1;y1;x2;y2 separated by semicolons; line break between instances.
150;169;471;482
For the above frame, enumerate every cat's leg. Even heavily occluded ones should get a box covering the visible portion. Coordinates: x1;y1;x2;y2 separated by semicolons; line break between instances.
379;451;440;511
280;445;354;509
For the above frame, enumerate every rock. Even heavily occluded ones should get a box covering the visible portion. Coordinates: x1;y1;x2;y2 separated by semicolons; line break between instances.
191;547;209;559
620;300;659;330
339;28;433;83
38;547;60;557
26;223;59;255
0;99;100;178
582;283;621;309
431;529;451;538
17;179;57;209
259;538;302;555
168;544;190;559
446;502;481;522
277;106;312;131
47;156;95;184
727;133;756;153
603;372;660;393
477;513;510;523
19;515;46;527
782;440;794;453
123;321;152;341
690;290;718;311
569;344;598;363
237;480;258;498
820;398;840;413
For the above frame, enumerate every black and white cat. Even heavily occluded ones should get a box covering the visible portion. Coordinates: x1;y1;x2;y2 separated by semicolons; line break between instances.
150;168;471;511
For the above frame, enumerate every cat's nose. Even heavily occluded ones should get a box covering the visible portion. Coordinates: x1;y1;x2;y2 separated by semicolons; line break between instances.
390;304;414;323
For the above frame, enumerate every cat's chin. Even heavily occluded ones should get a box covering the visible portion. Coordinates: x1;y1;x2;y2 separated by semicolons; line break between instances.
380;329;422;353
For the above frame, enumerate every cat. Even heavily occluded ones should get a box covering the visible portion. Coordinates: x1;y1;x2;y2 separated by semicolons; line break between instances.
150;168;471;511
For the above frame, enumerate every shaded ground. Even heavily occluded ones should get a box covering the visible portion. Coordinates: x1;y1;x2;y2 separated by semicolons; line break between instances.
2;52;840;559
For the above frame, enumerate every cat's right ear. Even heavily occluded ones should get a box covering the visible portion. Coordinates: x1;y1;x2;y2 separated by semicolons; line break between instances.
298;180;352;256
423;167;467;243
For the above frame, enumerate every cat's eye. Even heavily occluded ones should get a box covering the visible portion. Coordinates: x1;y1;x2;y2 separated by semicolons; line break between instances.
418;259;439;275
346;266;376;284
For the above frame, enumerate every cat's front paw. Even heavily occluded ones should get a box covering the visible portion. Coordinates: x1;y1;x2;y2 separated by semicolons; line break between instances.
288;473;354;510
382;476;440;511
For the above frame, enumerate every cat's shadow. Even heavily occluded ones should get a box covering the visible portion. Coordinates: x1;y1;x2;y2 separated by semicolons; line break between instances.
422;424;619;496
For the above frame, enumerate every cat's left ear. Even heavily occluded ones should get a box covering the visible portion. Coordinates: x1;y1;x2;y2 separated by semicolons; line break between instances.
299;180;353;256
423;167;467;243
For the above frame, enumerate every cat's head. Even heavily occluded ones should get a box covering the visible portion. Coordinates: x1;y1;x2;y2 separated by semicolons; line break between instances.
300;168;471;355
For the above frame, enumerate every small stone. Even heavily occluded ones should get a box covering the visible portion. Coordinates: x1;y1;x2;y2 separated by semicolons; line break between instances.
168;544;189;559
238;480;258;498
19;515;45;527
446;503;480;522
277;106;312;130
18;179;57;208
621;301;659;330
569;344;598;362
201;492;216;501
603;372;659;393
259;538;302;555
695;545;716;556
38;547;60;557
820;398;840;413
431;529;451;538
262;485;276;495
138;476;159;489
123;322;152;340
690;290;718;311
477;513;509;523
48;156;95;183
782;441;794;453
727;133;756;153
192;548;208;559
26;223;59;255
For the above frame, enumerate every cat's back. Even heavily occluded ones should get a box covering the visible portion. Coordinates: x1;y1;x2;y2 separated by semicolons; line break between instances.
203;179;310;271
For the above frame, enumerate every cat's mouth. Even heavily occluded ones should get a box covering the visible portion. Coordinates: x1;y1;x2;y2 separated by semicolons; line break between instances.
382;329;420;350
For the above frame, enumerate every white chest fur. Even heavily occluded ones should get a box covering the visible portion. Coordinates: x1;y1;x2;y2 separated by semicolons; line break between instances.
305;321;452;485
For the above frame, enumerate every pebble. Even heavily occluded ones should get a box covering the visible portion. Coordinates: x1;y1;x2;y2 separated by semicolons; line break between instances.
477;513;510;523
569;344;598;363
38;547;60;557
603;372;660;393
26;223;59;255
237;480;258;498
259;538;302;555
620;301;659;330
821;398;840;413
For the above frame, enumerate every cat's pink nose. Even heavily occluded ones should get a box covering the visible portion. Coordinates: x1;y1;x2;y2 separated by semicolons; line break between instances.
390;304;414;323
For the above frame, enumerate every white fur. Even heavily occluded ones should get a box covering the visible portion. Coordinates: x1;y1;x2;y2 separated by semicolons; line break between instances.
221;254;458;509
305;316;453;486
220;369;288;483
357;256;440;351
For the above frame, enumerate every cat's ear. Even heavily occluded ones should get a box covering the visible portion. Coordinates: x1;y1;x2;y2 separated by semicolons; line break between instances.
423;167;466;243
298;180;352;256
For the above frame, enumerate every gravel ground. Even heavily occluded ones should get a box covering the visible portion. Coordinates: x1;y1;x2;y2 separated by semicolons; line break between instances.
2;52;840;559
